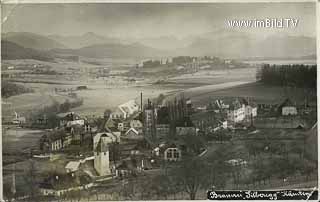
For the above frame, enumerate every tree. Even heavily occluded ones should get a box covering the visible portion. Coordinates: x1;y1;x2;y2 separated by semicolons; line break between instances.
171;156;210;200
104;109;112;119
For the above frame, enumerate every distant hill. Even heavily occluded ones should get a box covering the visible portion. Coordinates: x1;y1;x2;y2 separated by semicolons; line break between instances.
2;32;67;50
255;35;316;58
51;42;168;58
1;40;54;61
48;32;120;49
179;30;316;59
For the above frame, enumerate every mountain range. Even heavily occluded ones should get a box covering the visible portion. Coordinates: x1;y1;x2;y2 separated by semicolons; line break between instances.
1;31;316;61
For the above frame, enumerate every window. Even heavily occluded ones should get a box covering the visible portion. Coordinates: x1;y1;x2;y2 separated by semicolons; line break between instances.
167;150;172;158
174;150;180;158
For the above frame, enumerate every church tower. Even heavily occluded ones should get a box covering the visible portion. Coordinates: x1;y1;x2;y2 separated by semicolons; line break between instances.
94;134;111;176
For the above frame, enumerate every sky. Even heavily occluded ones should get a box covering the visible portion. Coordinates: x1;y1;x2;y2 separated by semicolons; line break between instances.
1;3;316;39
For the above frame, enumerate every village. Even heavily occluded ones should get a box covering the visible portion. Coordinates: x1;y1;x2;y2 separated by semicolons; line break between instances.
3;84;317;200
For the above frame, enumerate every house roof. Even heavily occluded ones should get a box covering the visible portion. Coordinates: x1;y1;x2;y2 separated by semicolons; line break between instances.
278;98;295;108
65;161;81;172
58;112;82;121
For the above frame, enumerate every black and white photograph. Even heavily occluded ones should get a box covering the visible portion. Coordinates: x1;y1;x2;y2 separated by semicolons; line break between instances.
0;1;318;201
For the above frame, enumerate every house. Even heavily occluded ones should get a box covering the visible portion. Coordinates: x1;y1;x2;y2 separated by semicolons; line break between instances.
164;147;181;161
65;161;81;173
111;100;140;120
130;120;143;132
278;98;298;116
240;98;258;120
227;99;246;123
110;107;126;120
59;112;84;127
40;131;64;152
123;128;143;140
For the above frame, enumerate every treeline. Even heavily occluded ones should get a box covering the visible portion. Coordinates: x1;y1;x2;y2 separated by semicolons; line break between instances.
257;64;316;89
1;81;34;98
29;98;84;128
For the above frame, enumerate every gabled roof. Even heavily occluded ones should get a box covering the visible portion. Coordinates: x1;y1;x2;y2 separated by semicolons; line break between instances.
278;98;295;108
65;161;81;172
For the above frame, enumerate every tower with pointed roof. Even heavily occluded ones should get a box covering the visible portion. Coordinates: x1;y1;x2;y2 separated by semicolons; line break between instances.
94;134;111;176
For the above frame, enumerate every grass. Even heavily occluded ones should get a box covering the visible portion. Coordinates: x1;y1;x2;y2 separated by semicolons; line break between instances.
186;82;317;107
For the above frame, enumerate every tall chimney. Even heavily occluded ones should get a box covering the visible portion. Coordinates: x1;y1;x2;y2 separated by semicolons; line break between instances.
140;92;143;112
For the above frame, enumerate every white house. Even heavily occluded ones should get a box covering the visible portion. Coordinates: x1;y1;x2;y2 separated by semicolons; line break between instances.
164;147;181;161
111;100;140;120
227;99;246;123
279;98;298;116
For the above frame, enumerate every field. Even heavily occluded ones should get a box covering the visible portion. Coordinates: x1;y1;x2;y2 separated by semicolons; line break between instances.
180;82;317;107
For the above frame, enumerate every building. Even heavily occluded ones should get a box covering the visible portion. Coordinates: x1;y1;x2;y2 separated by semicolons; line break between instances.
278;98;298;116
164;147;181;161
240;98;258;120
110;107;126;120
227;99;246;123
130;119;143;132
93;132;120;149
59;112;84;127
39;132;64;152
94;134;111;176
123;128;142;140
65;161;81;173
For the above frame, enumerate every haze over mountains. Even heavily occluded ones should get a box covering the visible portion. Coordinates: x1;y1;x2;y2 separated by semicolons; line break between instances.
1;31;316;61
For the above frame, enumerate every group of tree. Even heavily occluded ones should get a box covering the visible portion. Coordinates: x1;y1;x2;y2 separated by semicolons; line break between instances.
256;64;316;89
1;81;34;98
